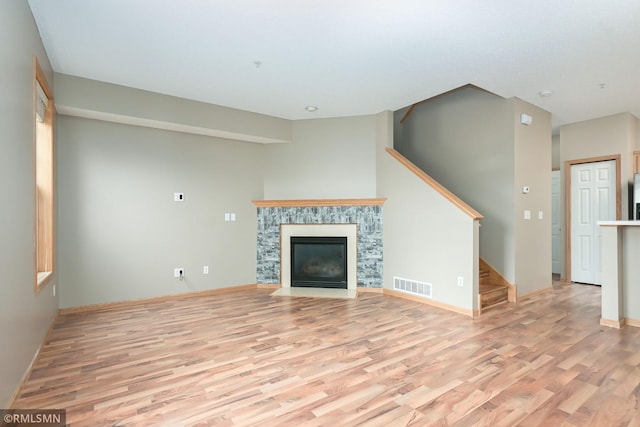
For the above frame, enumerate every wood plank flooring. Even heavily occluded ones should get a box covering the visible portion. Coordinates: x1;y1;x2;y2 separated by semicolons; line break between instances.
12;281;640;426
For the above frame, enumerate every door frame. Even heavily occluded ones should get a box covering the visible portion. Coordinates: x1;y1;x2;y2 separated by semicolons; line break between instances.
551;168;561;275
564;155;621;283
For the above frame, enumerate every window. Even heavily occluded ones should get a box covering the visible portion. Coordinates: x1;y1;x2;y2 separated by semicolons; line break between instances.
34;57;54;293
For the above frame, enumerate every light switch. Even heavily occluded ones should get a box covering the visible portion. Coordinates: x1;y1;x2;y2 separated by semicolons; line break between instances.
524;210;531;220
538;210;543;220
230;213;236;221
224;213;230;221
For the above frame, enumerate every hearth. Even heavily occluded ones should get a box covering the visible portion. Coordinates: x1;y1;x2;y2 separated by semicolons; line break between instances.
290;236;347;289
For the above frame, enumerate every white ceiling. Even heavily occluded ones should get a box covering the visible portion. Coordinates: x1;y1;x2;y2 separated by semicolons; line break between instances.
28;0;640;130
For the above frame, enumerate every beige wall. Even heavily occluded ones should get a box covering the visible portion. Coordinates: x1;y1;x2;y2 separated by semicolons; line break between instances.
394;86;516;282
57;116;265;308
6;0;638;406
54;74;292;144
377;112;479;312
0;1;59;406
55;90;379;308
552;135;560;170
512;98;552;296
561;113;636;217
263;116;377;199
393;88;552;296
559;113;638;278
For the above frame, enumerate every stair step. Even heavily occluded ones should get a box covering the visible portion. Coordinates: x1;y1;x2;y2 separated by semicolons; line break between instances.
479;269;491;286
479;283;509;309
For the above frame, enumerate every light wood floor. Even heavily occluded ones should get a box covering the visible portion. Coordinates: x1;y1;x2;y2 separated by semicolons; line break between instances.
13;281;640;426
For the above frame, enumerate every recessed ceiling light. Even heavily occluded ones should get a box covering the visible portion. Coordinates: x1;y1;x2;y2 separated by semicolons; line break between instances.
305;106;318;112
538;90;554;98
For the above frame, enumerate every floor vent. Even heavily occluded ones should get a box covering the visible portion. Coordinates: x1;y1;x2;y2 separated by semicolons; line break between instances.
393;277;432;298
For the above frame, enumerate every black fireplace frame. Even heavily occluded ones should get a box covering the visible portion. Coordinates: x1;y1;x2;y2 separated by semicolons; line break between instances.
290;236;348;289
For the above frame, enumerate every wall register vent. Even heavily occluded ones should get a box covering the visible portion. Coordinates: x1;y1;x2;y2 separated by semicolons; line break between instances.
393;276;432;298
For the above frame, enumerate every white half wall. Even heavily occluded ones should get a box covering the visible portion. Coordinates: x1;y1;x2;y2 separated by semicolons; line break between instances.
599;223;640;325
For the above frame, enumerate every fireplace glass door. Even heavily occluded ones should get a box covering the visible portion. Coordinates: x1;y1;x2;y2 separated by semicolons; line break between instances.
290;236;347;289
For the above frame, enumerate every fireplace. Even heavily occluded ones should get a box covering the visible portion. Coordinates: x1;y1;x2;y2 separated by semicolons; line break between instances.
279;223;358;291
290;236;347;289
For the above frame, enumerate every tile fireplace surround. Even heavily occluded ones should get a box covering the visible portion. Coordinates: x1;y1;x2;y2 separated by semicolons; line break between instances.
253;199;385;288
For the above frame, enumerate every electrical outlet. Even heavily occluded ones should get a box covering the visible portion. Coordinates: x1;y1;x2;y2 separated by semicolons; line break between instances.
174;268;184;278
457;276;464;287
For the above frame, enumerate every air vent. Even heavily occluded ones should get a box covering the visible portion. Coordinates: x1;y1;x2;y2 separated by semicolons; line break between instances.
393;276;432;298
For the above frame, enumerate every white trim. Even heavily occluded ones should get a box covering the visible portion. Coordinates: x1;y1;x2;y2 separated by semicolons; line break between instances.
599;221;640;227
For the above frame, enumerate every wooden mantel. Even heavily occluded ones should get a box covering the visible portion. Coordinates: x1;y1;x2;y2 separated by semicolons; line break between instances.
252;198;386;208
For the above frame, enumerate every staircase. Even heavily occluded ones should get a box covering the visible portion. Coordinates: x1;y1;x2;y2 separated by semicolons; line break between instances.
479;260;512;312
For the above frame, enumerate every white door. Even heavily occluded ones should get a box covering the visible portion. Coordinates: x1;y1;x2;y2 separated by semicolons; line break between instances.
551;170;561;274
570;160;616;284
